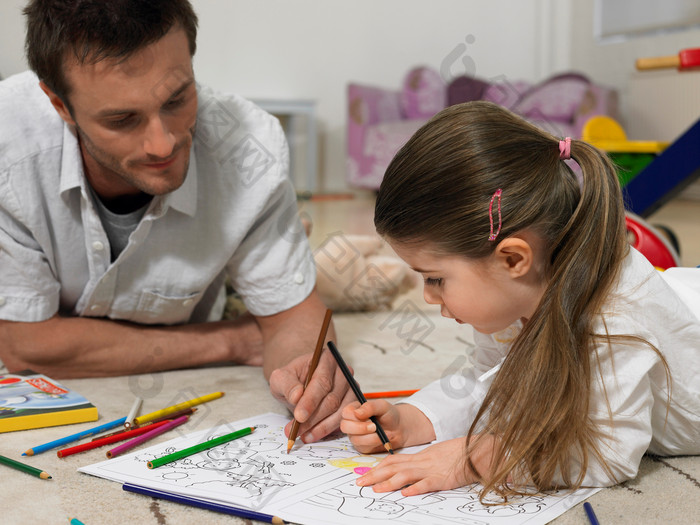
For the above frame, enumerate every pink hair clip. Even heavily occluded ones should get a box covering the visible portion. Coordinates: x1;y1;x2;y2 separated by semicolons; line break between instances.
559;137;572;160
488;189;503;242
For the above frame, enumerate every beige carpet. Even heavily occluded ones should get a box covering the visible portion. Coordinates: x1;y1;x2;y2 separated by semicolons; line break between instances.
1;308;698;524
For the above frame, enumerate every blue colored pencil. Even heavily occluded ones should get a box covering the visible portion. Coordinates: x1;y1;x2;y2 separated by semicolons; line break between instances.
122;483;285;523
583;502;600;525
23;416;128;456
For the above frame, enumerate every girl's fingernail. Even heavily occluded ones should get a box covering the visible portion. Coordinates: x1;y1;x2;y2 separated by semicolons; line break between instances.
367;423;376;432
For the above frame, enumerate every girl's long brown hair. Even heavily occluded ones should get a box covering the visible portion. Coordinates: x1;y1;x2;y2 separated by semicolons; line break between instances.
375;101;629;499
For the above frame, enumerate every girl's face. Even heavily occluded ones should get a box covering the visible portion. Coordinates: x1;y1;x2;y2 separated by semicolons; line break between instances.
388;240;544;335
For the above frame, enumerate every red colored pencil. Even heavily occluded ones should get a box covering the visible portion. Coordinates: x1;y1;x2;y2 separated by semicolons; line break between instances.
57;419;172;458
106;414;189;458
364;389;418;399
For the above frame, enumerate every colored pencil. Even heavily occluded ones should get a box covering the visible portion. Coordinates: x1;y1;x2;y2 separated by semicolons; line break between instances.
69;519;85;525
132;392;224;427
122;483;285;523
57;419;172;458
148;426;255;469
124;397;143;428
107;414;189;458
0;454;52;479
327;341;394;454
583;502;600;525
23;416;128;456
365;389;418;399
286;308;333;453
101;407;198;437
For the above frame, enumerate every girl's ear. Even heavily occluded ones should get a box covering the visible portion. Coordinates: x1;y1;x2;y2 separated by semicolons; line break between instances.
493;237;534;278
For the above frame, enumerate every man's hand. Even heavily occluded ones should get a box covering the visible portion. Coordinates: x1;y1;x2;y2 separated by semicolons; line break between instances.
271;349;354;443
259;289;350;443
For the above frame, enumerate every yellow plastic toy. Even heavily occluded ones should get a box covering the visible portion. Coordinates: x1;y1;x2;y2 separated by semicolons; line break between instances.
582;116;669;186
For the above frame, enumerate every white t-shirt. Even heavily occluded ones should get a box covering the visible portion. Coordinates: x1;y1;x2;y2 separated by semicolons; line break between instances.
406;248;700;486
0;71;316;325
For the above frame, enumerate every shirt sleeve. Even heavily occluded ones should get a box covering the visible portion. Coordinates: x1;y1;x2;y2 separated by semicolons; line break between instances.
224;127;316;317
404;328;511;441
0;174;61;322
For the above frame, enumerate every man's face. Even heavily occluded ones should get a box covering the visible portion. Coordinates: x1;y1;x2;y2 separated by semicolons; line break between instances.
59;26;198;199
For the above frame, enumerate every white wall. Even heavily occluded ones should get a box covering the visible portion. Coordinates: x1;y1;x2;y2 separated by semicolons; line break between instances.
190;0;561;192
569;0;700;141
0;0;567;192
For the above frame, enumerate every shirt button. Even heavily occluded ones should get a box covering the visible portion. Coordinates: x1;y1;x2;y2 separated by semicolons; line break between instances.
0;297;5;306
182;299;193;307
90;304;100;311
293;272;305;284
92;241;105;252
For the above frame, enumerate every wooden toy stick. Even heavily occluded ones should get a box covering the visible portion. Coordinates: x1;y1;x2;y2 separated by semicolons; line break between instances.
636;48;700;71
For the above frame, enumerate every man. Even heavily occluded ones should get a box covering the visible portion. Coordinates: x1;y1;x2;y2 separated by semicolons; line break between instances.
0;0;348;442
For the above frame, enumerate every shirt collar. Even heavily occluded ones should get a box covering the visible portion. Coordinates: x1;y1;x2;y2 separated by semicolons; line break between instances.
58;124;198;218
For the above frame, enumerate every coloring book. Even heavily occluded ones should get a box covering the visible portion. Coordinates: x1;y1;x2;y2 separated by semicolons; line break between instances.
79;413;599;524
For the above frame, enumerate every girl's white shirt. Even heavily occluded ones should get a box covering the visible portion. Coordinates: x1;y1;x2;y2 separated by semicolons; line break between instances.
405;247;700;486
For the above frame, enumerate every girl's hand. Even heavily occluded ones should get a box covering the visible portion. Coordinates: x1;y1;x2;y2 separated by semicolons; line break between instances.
340;399;403;453
355;438;472;496
355;434;504;497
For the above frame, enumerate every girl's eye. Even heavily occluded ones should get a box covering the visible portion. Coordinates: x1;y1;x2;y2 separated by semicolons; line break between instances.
424;277;443;287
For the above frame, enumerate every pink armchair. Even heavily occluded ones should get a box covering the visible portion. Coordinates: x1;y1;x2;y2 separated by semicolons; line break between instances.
347;68;619;190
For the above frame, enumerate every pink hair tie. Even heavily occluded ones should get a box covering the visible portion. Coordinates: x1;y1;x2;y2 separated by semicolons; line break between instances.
488;189;503;242
559;137;572;160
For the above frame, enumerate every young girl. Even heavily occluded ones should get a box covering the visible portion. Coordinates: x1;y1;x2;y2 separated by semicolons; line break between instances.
340;101;700;501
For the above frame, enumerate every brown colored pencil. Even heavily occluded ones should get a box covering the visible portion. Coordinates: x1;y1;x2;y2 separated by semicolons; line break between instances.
286;308;332;453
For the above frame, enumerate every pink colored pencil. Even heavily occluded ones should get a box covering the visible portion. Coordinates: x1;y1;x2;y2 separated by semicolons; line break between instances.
106;415;190;459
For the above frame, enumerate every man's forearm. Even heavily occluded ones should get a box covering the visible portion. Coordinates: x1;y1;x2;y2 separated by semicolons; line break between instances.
257;289;336;380
0;314;263;378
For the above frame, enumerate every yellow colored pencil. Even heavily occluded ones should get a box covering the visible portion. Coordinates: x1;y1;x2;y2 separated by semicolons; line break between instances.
132;392;224;426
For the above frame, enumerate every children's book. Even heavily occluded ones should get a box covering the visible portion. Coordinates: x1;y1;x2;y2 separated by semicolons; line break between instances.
0;371;98;432
81;412;600;525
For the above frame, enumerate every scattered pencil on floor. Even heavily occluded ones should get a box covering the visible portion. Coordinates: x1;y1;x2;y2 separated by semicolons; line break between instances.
583;501;600;525
107;415;190;458
24;416;128;456
124;397;143;429
148;426;255;469
123;483;285;523
132;391;224;427
57;419;173;458
0;453;52;480
365;389;418;399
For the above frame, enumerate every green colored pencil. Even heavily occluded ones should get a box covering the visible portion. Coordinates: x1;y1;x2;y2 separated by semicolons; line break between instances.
148;426;255;469
0;454;52;479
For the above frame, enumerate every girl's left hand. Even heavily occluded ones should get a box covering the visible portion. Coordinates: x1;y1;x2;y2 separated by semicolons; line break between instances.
355;437;473;496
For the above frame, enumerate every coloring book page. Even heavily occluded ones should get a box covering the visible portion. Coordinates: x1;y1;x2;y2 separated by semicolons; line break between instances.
79;413;599;525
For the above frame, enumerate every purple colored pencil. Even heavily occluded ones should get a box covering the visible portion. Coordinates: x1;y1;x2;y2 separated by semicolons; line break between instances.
106;414;189;458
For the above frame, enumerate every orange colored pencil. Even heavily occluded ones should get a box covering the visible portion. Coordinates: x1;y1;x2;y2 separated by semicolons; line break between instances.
364;389;419;399
57;419;172;458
